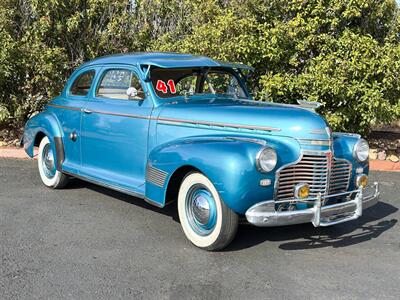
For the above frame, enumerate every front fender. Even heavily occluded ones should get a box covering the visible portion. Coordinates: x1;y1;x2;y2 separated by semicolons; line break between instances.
333;133;369;190
23;110;63;158
145;135;301;214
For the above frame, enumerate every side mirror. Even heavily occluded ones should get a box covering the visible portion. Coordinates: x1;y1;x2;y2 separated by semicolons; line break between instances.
126;87;138;98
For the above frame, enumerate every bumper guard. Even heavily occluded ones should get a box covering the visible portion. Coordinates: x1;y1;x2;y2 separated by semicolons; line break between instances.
245;182;380;227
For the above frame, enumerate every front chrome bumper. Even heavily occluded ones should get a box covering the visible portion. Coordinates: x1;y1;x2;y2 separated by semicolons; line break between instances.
245;182;380;227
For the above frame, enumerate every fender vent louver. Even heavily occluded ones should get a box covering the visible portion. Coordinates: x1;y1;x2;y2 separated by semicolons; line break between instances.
146;165;168;187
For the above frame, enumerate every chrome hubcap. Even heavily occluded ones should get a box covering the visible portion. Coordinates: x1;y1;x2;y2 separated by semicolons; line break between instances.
192;195;210;225
42;144;55;178
185;184;217;236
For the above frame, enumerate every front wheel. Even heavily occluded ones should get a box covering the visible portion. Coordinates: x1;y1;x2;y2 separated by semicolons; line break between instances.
37;136;69;189
178;172;238;251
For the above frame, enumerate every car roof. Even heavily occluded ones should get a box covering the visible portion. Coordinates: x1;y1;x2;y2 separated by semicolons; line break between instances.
81;52;254;71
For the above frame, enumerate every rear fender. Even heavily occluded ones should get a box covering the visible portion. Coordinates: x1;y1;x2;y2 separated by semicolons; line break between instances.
23;110;64;169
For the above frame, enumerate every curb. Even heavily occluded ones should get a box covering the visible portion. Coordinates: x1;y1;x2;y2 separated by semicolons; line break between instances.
1;147;399;172
369;159;400;172
0;147;34;159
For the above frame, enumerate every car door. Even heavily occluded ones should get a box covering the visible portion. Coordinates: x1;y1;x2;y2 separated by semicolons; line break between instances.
51;68;96;174
80;66;152;193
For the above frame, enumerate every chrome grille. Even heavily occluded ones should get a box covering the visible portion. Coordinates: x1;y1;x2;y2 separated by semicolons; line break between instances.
276;154;330;200
328;158;352;194
275;153;352;200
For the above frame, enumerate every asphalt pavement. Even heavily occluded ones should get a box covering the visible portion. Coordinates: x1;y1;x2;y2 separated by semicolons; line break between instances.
1;158;399;299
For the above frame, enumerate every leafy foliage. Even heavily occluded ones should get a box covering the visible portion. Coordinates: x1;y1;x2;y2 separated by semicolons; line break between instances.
0;0;399;134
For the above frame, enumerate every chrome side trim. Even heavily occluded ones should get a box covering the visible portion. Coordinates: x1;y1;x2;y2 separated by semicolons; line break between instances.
48;104;81;111
48;103;281;132
297;139;331;146
146;165;168;187
302;149;331;155
62;171;145;199
157;117;281;132
48;104;151;120
333;132;361;139
86;110;150;120
230;98;301;110
226;137;267;146
309;129;327;135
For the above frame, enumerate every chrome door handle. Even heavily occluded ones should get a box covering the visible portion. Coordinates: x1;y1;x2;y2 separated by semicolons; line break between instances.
69;131;78;141
82;108;92;114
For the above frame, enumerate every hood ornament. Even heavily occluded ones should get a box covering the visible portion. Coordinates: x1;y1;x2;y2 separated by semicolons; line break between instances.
297;100;322;110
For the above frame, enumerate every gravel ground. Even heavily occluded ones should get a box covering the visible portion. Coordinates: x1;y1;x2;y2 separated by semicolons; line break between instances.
1;158;399;299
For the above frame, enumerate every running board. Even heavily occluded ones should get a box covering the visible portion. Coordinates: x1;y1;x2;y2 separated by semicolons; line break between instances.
62;170;145;200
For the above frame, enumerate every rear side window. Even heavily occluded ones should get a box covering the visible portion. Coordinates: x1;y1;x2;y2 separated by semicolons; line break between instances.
70;70;95;96
96;69;145;100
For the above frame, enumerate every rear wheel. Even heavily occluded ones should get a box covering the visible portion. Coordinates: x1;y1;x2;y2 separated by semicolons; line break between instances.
37;136;69;189
178;172;238;251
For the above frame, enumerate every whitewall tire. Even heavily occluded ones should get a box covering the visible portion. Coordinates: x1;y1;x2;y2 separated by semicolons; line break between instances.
37;136;69;189
178;172;238;251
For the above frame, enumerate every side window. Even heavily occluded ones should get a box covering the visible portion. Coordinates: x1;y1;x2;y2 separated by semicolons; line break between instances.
96;69;145;100
203;72;246;98
70;70;95;96
176;75;197;94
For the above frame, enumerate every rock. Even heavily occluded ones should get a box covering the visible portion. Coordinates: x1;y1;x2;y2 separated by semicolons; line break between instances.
0;141;7;147
369;149;378;160
387;154;399;163
377;150;387;161
388;142;397;150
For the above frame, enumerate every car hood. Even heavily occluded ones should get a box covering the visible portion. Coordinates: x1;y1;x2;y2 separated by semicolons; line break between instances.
157;97;330;140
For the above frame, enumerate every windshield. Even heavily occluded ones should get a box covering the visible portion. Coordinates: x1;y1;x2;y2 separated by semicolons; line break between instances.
150;67;248;99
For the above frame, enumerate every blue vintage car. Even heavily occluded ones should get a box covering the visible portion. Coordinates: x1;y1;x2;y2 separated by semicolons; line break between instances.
22;52;380;250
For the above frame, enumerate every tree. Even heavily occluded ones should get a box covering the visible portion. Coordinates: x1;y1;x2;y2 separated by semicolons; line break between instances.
153;0;400;134
0;0;399;134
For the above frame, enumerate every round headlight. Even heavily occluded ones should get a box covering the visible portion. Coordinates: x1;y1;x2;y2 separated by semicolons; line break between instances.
353;139;369;162
256;147;277;173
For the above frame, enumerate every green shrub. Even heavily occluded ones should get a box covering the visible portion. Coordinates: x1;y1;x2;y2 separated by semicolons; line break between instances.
154;0;400;134
0;0;399;135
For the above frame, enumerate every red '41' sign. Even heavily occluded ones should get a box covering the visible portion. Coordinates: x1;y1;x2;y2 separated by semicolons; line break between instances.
156;80;176;94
